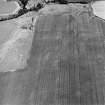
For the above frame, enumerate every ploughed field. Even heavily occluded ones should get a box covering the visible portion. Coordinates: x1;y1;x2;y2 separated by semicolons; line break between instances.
0;3;105;105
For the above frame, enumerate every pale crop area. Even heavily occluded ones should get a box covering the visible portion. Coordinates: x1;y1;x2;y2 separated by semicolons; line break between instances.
0;1;16;15
0;28;34;72
92;1;105;20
